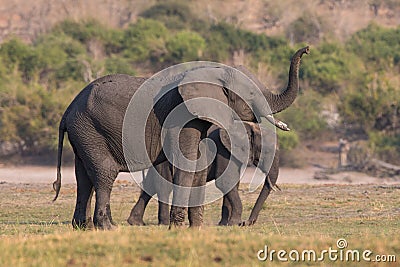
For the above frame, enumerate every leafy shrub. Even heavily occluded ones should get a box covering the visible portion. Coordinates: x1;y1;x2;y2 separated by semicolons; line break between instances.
104;57;136;75
0;38;44;81
339;75;400;132
286;13;328;44
276;90;327;139
140;1;194;30
0;16;399;162
347;23;400;71
208;22;284;53
369;132;400;165
53;19;110;44
301;42;364;94
165;31;205;63
277;130;299;151
0;77;78;154
122;19;168;62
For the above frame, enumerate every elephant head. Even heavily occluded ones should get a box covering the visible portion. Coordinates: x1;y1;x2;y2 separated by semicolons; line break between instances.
177;46;310;124
218;121;277;172
175;46;308;164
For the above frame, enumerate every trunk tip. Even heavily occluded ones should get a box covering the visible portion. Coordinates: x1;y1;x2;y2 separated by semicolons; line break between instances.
303;46;310;55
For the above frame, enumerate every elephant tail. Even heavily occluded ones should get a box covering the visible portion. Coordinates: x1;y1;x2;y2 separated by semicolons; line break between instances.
52;117;66;201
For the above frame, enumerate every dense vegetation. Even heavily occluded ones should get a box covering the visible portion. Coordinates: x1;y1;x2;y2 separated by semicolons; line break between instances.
0;2;399;164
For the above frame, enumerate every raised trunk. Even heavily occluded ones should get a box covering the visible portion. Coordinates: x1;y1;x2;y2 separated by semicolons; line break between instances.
236;46;309;114
265;46;309;113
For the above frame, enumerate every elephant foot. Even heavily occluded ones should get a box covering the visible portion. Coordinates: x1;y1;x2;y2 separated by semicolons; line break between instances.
169;207;186;229
219;217;242;226
72;218;94;230
86;216;95;230
227;217;242;226
94;221;117;230
168;221;186;230
127;215;146;226
188;225;201;230
238;219;256;227
218;220;229;226
158;220;169;226
94;214;117;230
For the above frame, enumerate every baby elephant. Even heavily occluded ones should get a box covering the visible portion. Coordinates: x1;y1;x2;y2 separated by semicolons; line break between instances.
128;121;280;226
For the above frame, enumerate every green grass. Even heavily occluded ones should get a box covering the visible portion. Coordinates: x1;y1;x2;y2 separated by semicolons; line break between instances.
0;182;399;266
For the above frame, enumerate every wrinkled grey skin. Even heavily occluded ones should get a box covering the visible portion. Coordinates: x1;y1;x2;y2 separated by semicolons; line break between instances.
128;122;279;226
52;47;308;230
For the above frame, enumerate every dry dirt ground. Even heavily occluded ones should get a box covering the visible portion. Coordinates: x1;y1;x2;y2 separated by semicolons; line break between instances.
0;165;398;185
0;162;399;266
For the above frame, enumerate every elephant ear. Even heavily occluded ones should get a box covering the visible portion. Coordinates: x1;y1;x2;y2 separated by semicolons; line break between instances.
177;67;232;127
218;128;231;153
219;122;254;164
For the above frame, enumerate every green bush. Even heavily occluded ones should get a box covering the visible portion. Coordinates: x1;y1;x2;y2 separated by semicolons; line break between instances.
202;31;230;61
140;1;194;30
208;22;283;53
53;19;110;44
339;75;400;132
286;13;328;44
0;38;44;81
301;42;364;94
165;31;205;63
369;132;400;165
347;23;400;71
104;57;136;75
276;90;327;139
0;16;399;161
122;19;168;62
0;75;82;154
277;130;299;151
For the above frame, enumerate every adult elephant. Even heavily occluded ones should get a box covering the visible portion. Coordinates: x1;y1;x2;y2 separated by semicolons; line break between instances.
128;121;281;226
52;46;309;230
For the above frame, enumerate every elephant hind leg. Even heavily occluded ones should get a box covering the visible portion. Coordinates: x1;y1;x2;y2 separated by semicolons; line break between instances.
93;175;118;230
72;157;94;230
225;184;242;226
87;159;119;230
85;188;94;229
218;196;231;226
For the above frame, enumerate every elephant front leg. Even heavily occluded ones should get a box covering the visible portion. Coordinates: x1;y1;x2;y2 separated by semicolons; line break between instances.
127;190;152;226
188;167;207;228
169;171;192;227
243;175;272;226
169;125;203;228
158;186;172;225
158;201;170;225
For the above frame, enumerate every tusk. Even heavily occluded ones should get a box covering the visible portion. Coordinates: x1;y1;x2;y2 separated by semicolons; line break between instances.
266;115;290;131
267;175;277;191
267;175;281;192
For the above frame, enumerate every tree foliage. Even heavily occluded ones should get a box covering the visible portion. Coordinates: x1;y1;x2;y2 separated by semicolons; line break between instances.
0;7;399;163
